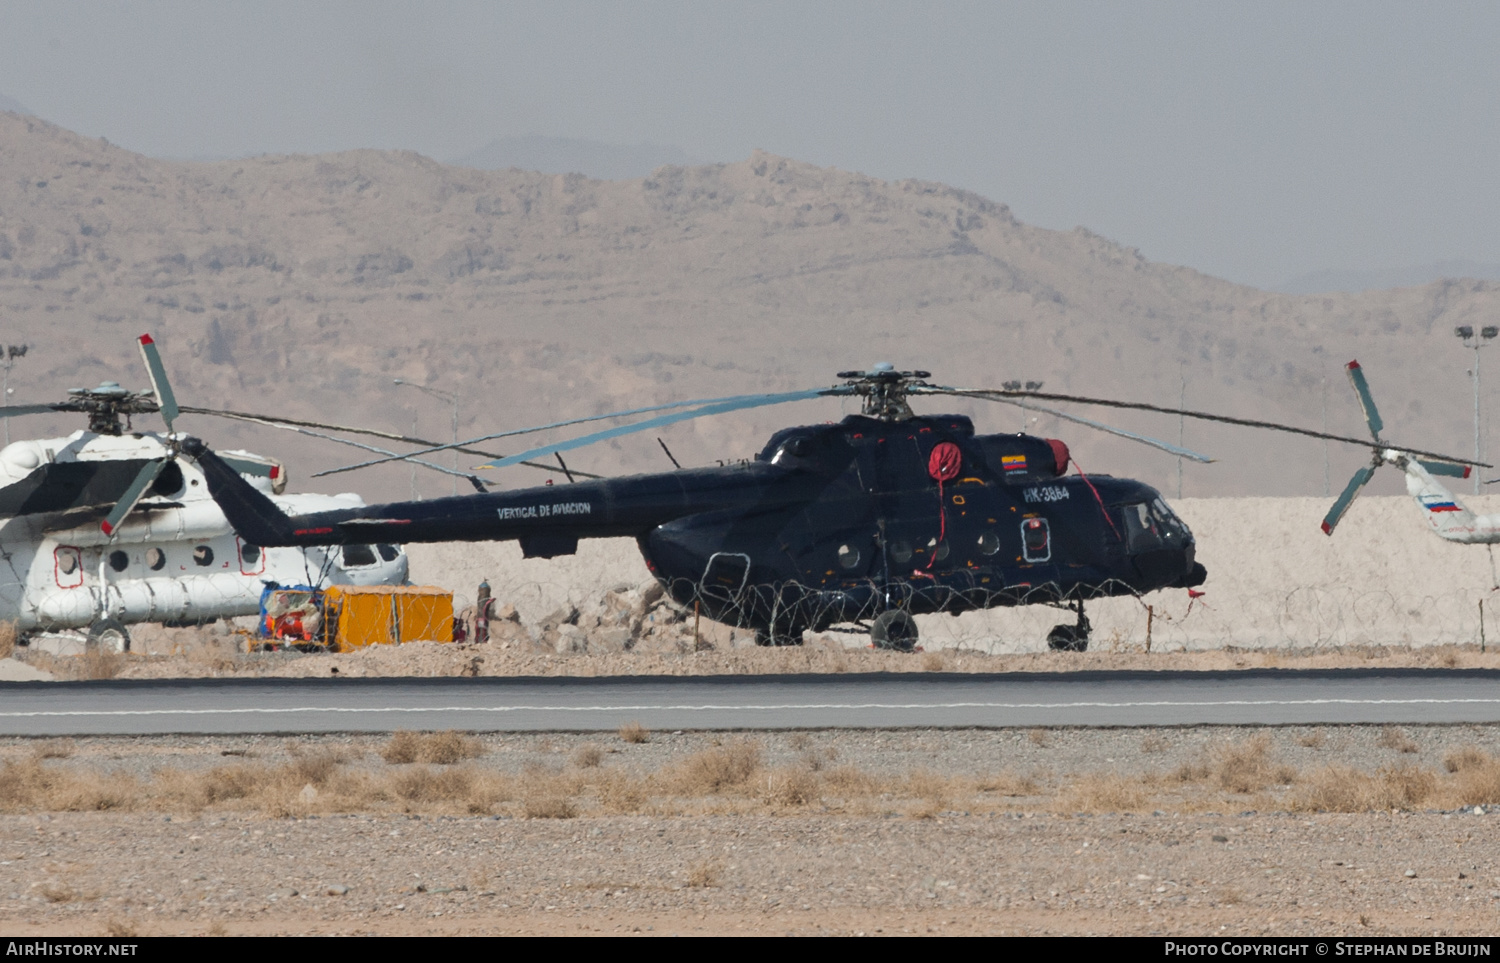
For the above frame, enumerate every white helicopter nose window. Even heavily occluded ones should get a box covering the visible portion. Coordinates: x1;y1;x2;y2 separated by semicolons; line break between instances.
342;544;377;567
193;545;214;567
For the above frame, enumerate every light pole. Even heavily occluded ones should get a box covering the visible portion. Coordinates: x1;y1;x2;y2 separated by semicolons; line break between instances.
1455;325;1498;495
2;344;27;447
394;379;461;497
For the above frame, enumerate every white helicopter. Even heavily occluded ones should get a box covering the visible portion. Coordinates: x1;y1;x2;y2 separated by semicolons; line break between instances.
1318;359;1495;541
0;335;413;652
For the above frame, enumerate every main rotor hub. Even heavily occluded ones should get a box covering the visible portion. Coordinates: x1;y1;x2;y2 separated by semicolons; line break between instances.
64;382;160;436
836;365;932;422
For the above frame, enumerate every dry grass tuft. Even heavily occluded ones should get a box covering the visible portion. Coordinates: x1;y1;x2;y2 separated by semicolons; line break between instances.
921;651;945;672
976;771;1041;797
822;765;881;798
685;861;721;888
1027;728;1049;747
1058;772;1148;813
1291;763;1437;812
1140;733;1168;753
1296;730;1327;749
523;794;578;819
104;919;138;938
1443;746;1489;773
1377;726;1419;754
0;622;16;660
0;758;137;812
77;650;125;681
572;744;604;768
670;739;762;794
1213;735;1298;793
38;882;77;903
761;767;820;807
380;730;481;765
618;721;650;744
33;740;74;760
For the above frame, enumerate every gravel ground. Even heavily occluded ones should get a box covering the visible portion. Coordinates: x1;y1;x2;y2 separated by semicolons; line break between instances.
1;726;1499;936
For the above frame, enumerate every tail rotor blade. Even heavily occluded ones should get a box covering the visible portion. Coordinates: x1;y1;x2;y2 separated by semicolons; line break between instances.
137;334;179;432
100;458;168;537
1417;459;1472;479
1344;361;1384;440
1321;464;1376;536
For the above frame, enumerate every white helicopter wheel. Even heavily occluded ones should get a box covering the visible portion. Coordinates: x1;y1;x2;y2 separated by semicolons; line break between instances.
86;619;131;655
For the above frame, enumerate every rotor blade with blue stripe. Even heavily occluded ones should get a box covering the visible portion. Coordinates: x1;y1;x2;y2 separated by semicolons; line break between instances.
137;334;179;432
1344;360;1383;440
1417;459;1471;479
475;389;836;471
312;389;841;479
1321;464;1376;536
100;458;168;537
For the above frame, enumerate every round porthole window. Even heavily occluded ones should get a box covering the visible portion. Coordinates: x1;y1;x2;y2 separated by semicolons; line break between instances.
978;531;1000;555
108;550;129;572
926;537;949;562
837;544;861;569
192;545;214;567
889;539;913;564
146;548;166;571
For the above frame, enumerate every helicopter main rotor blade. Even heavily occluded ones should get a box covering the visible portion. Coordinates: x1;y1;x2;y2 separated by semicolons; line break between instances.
0;404;68;419
1344;360;1384;440
943;392;1214;463
470;389;839;472
313;388;842;478
136;334;180;433
100;458;169;537
1417;459;1471;479
1321;464;1377;536
180;406;597;480
927;387;1485;468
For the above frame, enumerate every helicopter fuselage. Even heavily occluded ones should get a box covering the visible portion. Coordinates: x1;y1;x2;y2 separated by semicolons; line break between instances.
193;413;1205;640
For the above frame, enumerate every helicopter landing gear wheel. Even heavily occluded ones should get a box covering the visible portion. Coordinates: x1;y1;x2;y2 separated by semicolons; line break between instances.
1046;604;1090;653
870;610;919;652
86;618;130;654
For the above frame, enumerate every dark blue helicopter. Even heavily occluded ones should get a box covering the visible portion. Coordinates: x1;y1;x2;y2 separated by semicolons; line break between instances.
181;365;1219;651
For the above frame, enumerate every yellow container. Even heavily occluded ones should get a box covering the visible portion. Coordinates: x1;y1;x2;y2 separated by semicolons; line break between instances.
322;585;454;651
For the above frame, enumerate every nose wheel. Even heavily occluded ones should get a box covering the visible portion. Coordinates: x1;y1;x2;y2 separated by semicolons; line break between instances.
1046;602;1090;652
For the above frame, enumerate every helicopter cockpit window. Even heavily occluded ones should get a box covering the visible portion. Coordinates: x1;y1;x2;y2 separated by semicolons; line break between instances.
770;436;811;465
192;545;214;567
108;550;129;573
837;544;861;569
977;531;1001;556
342;544;378;568
1021;518;1050;563
377;544;400;562
1122;500;1188;553
146;548;166;571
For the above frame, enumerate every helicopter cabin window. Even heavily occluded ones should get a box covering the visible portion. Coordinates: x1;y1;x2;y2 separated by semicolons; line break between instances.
926;537;950;562
1021;518;1051;563
837;544;861;569
192;545;214;567
888;539;914;564
146;548;166;571
377;544;400;562
977;531;1001;556
342;544;378;568
108;550;129;573
54;546;83;588
238;539;264;576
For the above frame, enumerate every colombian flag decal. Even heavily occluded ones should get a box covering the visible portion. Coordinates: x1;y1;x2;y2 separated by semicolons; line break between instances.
1001;454;1027;472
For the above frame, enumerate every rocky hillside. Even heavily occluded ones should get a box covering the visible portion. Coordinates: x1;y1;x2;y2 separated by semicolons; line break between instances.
2;110;1497;500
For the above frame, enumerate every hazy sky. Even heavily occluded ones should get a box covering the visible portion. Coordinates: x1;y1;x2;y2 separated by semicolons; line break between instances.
2;1;1497;289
